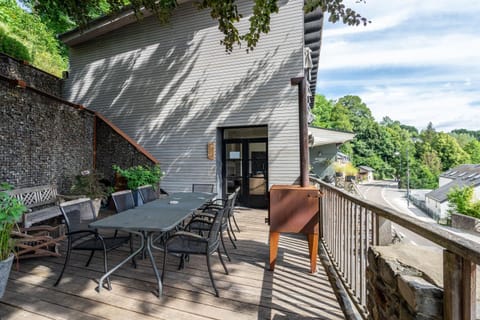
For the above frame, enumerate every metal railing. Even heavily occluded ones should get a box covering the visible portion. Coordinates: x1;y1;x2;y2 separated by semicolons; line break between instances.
311;177;479;319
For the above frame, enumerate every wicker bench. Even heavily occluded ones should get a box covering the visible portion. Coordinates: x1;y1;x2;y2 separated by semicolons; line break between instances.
8;185;66;260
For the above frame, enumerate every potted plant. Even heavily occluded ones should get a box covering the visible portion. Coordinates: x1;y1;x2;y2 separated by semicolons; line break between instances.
70;170;109;216
333;162;345;177
344;163;358;182
112;165;163;206
0;183;26;299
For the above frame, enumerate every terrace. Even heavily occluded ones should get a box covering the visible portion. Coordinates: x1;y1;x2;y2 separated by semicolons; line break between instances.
2;179;480;319
1;207;344;319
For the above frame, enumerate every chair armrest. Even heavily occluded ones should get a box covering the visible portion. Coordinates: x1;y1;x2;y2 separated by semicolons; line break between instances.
167;231;207;243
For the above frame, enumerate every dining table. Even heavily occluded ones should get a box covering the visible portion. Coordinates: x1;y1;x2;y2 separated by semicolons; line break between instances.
89;191;216;297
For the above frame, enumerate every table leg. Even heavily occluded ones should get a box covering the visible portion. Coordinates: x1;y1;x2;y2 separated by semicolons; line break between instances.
269;231;280;271
307;233;318;273
97;230;144;293
146;233;163;297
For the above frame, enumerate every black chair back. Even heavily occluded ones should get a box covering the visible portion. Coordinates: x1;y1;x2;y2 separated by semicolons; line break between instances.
137;185;157;203
207;207;225;249
60;198;96;241
192;184;214;193
111;190;135;212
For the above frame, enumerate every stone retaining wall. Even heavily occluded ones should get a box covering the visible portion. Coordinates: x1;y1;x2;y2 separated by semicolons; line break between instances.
367;245;444;320
0;58;156;193
0;53;62;97
0;79;94;192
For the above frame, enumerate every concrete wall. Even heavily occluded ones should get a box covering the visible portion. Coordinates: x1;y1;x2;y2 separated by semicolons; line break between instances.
63;0;304;193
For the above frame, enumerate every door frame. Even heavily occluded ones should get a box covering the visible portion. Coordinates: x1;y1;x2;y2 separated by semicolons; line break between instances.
222;137;268;208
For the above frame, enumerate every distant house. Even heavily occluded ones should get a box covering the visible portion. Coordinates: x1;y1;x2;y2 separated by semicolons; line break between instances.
425;164;480;220
59;1;324;208
358;165;375;182
308;127;355;180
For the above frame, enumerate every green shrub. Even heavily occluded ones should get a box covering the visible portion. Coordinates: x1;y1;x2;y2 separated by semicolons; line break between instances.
113;165;163;190
0;183;26;260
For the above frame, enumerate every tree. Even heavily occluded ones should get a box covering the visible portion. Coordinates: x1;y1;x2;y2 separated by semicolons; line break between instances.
23;0;369;53
431;132;470;171
311;94;334;128
447;186;480;218
464;140;480;164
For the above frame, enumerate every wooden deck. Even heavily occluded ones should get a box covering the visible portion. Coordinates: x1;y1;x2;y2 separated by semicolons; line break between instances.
1;208;345;320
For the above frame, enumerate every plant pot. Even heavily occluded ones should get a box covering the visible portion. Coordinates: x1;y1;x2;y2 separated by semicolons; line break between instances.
0;253;14;299
345;175;356;182
91;198;102;217
132;189;144;207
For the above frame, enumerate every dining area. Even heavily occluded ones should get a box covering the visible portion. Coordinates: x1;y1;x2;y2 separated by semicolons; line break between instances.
1;185;344;319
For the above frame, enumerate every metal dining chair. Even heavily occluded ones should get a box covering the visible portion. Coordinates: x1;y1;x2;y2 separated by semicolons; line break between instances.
54;198;133;288
137;185;157;203
162;207;228;297
192;184;214;193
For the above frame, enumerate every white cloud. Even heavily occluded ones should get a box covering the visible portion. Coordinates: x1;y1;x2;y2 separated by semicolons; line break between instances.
317;0;480;131
356;85;480;131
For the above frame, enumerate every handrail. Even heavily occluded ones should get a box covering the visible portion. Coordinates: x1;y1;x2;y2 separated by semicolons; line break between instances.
311;177;478;319
312;178;480;265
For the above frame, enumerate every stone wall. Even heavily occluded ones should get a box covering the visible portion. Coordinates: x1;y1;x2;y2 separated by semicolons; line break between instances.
95;118;156;184
0;57;157;194
367;245;444;320
0;53;62;97
0;79;94;192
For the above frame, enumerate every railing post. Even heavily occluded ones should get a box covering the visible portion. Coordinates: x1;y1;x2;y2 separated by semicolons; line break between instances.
375;216;392;245
443;250;476;320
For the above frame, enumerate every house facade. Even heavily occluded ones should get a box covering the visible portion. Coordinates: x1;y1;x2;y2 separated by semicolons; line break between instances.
60;1;323;208
425;164;480;220
308;127;355;180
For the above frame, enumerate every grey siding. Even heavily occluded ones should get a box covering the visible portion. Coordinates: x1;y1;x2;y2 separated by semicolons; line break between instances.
64;0;304;192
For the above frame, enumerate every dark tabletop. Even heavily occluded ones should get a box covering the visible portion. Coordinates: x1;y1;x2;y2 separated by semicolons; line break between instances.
90;192;215;232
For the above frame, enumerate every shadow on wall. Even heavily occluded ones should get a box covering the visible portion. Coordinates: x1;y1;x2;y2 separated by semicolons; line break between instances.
65;0;299;189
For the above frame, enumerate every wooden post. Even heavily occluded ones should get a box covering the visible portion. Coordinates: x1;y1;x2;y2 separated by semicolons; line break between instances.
443;250;476;320
269;231;280;270
375;216;392;245
291;76;309;188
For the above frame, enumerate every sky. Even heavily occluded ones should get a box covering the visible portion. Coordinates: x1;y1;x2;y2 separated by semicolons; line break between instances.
317;0;480;132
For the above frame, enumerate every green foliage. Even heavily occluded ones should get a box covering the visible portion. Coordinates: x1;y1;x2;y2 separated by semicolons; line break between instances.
0;26;31;61
70;170;109;199
113;165;163;190
431;132;470;171
0;183;27;260
310;93;476;189
463;140;480;164
447;186;480;219
0;1;68;76
26;0;368;53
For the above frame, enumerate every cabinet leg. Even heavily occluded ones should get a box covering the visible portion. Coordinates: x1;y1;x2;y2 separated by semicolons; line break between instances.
269;232;280;271
307;233;318;273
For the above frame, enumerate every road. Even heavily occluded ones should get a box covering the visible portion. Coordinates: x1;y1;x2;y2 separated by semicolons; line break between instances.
357;180;439;248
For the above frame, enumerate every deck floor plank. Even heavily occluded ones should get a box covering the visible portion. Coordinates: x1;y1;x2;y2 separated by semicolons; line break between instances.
1;208;344;320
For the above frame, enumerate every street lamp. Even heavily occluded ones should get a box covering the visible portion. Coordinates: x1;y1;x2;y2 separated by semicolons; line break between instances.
406;146;410;207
